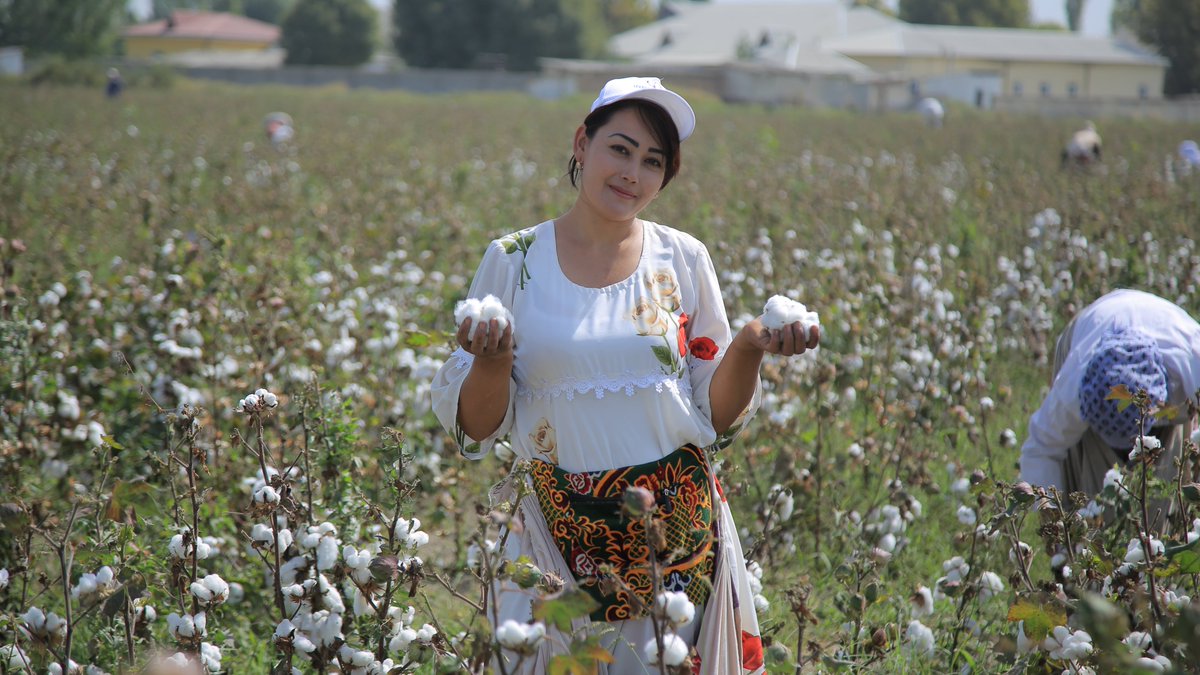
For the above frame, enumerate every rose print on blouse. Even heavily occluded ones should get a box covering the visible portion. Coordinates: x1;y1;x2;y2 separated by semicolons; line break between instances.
645;269;682;312
632;269;721;375
499;227;536;289
529;417;559;464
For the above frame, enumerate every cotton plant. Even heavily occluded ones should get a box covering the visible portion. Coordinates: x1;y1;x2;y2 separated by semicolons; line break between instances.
20;607;67;645
70;565;116;603
644;632;690;670
495;619;547;655
905;620;936;658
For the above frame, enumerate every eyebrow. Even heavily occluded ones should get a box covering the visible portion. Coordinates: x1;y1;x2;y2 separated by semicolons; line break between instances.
608;132;664;155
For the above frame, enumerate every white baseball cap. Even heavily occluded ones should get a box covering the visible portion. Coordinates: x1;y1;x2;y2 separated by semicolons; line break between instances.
589;77;696;142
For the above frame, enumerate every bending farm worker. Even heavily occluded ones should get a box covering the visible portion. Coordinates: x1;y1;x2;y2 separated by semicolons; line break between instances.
1020;289;1200;496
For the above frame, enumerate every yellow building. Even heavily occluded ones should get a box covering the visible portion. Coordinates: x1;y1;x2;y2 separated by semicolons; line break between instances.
823;24;1167;100
123;10;280;59
607;2;1168;105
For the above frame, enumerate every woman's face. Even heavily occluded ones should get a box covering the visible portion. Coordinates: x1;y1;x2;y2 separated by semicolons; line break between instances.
574;108;668;223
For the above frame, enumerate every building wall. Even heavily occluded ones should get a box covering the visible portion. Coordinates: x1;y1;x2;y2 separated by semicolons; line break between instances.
846;55;1164;100
125;37;273;58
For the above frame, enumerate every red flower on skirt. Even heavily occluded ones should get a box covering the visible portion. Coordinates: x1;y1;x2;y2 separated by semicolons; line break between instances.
677;312;690;357
688;337;718;360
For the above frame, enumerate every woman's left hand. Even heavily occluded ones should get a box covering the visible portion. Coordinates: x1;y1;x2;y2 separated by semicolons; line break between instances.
737;316;820;356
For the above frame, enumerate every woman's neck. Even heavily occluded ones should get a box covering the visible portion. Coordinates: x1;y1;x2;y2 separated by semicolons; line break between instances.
555;203;639;249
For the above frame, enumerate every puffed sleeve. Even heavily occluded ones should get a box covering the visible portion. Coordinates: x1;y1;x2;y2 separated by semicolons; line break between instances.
430;240;519;460
686;243;761;450
1019;368;1088;491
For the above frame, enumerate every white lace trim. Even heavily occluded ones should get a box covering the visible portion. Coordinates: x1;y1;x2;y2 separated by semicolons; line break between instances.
518;371;691;401
451;349;473;369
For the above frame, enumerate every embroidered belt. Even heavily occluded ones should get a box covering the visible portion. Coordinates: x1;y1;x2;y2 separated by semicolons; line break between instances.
529;444;715;622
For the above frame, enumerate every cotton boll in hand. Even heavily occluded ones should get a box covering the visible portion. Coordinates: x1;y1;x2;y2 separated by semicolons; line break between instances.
762;295;820;335
454;294;513;340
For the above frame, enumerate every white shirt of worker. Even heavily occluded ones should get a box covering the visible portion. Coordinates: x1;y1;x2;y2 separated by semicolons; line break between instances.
1020;289;1200;491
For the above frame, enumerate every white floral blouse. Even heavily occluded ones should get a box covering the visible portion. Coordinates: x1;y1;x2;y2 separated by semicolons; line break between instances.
431;218;759;471
430;219;766;674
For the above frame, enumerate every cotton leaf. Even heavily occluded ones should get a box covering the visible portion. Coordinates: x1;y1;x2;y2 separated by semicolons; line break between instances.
1007;598;1066;641
533;588;600;632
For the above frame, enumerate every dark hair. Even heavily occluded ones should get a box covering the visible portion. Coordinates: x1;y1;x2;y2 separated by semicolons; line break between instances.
567;99;683;190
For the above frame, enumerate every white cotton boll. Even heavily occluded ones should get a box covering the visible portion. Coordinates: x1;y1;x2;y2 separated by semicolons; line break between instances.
906;620;936;657
879;532;897;553
339;646;374;667
0;569;8;590
416;624;437;643
1123;631;1152;651
956;505;976;526
911;586;934;617
495;620;526;649
199;642;221;672
761;295;821;333
1191;428;1200;445
978;571;1005;600
644;633;689;667
1;645;30;670
950;477;970;496
453;298;482;327
753;593;770;611
21;606;46;630
254;485;280;504
657;591;695;627
316;535;339;571
275;619;297;639
455;295;514;340
390;627;418;652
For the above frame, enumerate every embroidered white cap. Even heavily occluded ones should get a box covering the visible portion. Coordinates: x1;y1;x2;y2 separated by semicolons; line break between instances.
589;77;696;142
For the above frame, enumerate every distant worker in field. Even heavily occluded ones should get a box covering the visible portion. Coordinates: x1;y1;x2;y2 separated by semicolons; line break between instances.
916;97;944;128
1180;140;1200;169
263;112;294;146
1061;121;1102;167
105;68;123;99
1019;289;1200;497
432;76;819;674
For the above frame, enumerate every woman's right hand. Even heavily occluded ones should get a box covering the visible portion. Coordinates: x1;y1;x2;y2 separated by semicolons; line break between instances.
456;318;514;362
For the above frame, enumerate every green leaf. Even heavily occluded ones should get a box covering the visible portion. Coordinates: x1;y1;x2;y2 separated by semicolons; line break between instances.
101;435;125;451
651;344;675;368
548;636;613;675
533;588;600;632
1106;384;1133;401
1174;550;1200;574
403;331;433;348
106;479;154;521
1007;597;1066;641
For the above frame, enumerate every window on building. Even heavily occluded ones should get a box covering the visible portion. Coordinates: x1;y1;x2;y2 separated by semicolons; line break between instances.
1040;82;1050;97
1139;84;1149;99
1013;81;1023;96
1068;82;1078;98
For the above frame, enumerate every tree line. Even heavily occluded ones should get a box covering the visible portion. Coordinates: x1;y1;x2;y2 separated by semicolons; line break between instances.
0;0;1195;95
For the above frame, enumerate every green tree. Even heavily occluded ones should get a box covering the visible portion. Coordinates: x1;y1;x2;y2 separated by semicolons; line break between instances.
282;0;375;66
1065;0;1085;31
393;0;605;71
602;0;657;34
899;0;1030;27
851;0;897;16
243;0;294;24
0;0;126;58
1115;0;1200;96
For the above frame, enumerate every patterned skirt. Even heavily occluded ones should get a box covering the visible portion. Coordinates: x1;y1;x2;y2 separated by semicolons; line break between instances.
529;444;716;622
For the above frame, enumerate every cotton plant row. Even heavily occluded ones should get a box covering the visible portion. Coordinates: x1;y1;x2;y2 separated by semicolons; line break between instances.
6;93;1200;672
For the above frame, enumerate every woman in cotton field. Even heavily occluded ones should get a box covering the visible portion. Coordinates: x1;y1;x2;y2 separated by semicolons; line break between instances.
1020;289;1200;497
431;77;820;673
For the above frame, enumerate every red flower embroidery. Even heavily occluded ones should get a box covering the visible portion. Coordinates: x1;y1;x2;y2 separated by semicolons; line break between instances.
677;312;689;357
689;337;718;360
741;631;764;670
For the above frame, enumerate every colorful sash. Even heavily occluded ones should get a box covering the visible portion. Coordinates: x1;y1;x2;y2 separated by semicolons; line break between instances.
529;444;715;622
